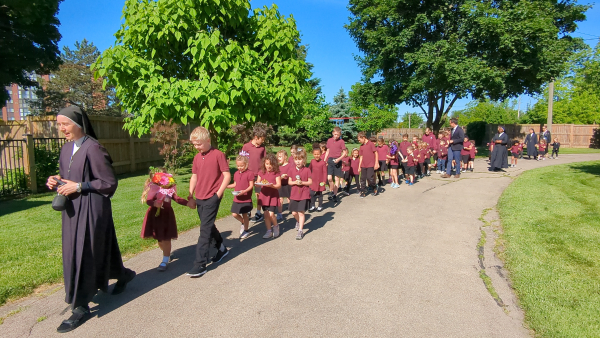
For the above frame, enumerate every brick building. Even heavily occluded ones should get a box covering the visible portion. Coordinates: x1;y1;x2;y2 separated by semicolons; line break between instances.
2;72;50;121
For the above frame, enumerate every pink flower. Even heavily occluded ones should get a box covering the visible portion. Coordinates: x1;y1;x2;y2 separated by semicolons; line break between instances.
159;176;170;185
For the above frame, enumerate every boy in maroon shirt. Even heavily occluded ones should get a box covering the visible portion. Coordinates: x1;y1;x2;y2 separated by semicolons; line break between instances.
510;140;520;167
288;149;313;239
402;146;417;186
399;134;411;179
309;144;327;211
241;126;267;222
461;137;472;172
325;126;347;202
340;147;351;196
468;140;477;172
358;131;379;198
186;127;231;278
346;148;361;195
376;136;390;186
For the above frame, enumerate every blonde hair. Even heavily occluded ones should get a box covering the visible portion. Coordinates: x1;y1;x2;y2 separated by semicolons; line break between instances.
293;148;308;162
141;167;167;203
351;148;359;158
236;155;249;164
333;126;342;133
190;126;210;141
277;149;288;163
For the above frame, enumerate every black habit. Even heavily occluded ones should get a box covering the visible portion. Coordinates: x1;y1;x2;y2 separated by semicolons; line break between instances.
524;132;538;158
59;137;126;309
490;132;509;170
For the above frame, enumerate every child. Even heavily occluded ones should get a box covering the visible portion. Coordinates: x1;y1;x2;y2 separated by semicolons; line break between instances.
550;138;560;159
186;127;230;278
417;142;427;178
376;136;389;186
399;134;411;179
320;142;328;162
518;140;524;159
141;168;189;271
387;140;400;188
226;154;255;239
468;140;477;172
289;145;299;166
257;153;282;238
346;148;361;194
340;147;351;195
510;140;520;168
242;126;267;223
402;146;417;186
436;132;445;173
461;137;472;172
288;149;313;240
309;144;327;211
277;150;291;221
325;127;347;202
537;139;547;160
412;136;419;152
437;139;448;173
358;132;379;198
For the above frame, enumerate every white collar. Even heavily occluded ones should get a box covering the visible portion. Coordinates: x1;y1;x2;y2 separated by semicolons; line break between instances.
72;136;87;156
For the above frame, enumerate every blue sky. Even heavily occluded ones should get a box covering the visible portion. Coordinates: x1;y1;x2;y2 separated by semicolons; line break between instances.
56;0;599;117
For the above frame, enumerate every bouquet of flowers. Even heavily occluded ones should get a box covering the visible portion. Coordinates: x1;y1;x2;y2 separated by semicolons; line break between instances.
151;171;177;216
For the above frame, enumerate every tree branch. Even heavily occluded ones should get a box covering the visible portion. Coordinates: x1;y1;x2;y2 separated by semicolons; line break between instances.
412;99;427;117
444;95;459;115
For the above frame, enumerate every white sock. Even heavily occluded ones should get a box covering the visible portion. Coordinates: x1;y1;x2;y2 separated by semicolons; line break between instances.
162;256;169;263
219;243;226;251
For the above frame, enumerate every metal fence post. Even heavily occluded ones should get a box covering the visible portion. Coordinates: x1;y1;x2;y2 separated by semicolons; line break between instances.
23;134;37;193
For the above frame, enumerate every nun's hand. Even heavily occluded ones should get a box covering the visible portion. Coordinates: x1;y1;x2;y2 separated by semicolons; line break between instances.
46;175;61;190
57;179;78;196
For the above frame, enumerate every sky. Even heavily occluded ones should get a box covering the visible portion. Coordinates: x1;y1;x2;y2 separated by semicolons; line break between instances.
56;0;600;117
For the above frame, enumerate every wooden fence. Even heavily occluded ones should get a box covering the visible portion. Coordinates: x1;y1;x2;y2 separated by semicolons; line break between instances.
0;116;165;176
484;124;599;148
377;128;431;140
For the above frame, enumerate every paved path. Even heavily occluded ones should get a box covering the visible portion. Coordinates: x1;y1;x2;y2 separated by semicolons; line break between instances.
2;154;600;337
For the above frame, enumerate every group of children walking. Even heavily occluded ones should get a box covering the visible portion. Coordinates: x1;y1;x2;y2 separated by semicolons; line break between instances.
504;137;561;168
138;124;562;278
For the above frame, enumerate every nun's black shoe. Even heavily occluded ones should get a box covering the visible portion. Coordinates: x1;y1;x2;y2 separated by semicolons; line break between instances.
57;306;90;333
112;268;136;295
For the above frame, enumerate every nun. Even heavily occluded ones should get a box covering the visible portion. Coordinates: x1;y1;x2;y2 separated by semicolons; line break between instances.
524;128;538;159
46;106;135;333
489;126;509;171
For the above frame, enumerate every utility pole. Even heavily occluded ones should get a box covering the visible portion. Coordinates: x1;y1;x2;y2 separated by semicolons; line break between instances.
517;96;521;120
409;113;411;129
547;80;554;132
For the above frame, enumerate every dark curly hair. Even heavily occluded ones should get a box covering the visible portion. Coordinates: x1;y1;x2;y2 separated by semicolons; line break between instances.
260;152;280;174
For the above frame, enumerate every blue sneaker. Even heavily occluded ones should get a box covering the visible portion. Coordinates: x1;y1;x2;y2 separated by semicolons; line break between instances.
409;182;414;186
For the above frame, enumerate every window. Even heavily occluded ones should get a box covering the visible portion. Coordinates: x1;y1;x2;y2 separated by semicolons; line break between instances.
18;90;22;99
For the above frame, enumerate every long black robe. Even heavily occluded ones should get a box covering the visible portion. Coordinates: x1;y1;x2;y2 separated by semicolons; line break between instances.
524;132;538;158
489;132;509;170
59;137;125;309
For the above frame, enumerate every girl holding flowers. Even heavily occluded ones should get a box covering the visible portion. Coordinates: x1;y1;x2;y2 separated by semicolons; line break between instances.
141;168;189;271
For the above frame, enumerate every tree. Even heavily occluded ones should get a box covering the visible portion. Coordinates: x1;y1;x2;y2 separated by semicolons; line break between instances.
397;112;424;129
93;0;310;146
329;88;357;141
346;0;589;132
0;0;62;106
277;88;331;146
522;41;600;125
350;88;398;134
34;39;121;116
452;100;519;126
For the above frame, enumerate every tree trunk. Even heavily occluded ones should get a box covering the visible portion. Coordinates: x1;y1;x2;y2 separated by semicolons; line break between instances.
209;124;219;149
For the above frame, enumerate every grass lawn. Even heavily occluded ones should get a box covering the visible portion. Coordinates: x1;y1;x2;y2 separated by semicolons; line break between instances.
475;146;600;158
498;160;600;337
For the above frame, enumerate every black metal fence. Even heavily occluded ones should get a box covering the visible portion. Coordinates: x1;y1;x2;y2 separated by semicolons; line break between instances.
0;139;28;196
0;138;66;197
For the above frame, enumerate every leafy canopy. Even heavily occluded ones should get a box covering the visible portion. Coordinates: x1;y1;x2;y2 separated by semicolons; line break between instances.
0;0;62;106
34;39;121;116
93;0;310;137
346;0;589;132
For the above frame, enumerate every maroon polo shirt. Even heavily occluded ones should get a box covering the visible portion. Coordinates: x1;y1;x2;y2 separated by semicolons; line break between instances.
289;166;312;201
376;145;390;162
192;148;229;200
399;141;411;156
461;141;472;156
511;145;520;154
359;141;377;168
326;137;346;159
422;133;437;149
241;141;266;176
350;157;360;175
406;154;417;167
341;156;351;172
233;169;255;203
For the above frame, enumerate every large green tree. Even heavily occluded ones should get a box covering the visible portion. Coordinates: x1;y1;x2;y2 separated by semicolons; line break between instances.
34;39;121;116
397;112;424;129
522;41;600;125
0;0;62;106
346;0;589;132
93;0;310;145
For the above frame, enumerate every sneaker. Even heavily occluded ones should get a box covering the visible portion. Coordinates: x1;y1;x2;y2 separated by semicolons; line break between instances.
186;266;207;278
328;195;334;201
309;206;315;212
360;192;366;199
262;230;273;239
332;195;339;202
253;213;264;223
276;214;283;221
157;261;168;272
240;224;245;235
211;247;229;263
316;207;323;212
372;188;379;196
295;222;299;230
240;230;250;239
409;182;414;186
296;230;303;240
273;225;280;238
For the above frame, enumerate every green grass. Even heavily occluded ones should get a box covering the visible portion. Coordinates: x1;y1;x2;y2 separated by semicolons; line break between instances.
475;146;600;158
498;160;600;337
0;168;240;307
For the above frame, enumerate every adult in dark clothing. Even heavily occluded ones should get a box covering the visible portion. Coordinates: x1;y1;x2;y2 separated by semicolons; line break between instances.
541;126;551;144
46;107;135;333
441;118;464;178
489;126;509;171
524;128;538;159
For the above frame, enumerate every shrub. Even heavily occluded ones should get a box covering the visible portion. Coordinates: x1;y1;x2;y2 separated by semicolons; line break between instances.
0;169;28;196
466;121;487;146
150;120;193;173
34;142;61;190
303;143;313;153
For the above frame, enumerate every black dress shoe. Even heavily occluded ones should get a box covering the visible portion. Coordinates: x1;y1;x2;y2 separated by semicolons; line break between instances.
57;306;90;333
112;268;136;295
